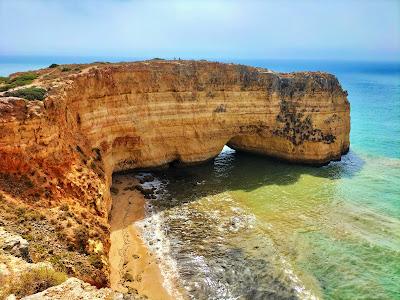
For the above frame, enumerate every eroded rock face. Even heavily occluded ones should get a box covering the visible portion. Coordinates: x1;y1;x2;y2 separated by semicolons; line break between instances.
0;60;350;283
62;61;349;171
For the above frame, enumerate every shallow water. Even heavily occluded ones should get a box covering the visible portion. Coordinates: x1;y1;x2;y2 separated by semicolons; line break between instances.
132;146;399;299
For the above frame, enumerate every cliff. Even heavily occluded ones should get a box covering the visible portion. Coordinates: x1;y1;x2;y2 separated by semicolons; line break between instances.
0;60;350;288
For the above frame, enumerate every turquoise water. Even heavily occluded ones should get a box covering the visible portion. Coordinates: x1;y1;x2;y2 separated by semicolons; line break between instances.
2;57;400;299
135;60;400;299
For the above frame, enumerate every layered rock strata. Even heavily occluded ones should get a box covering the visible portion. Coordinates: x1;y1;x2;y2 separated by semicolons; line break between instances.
0;60;350;285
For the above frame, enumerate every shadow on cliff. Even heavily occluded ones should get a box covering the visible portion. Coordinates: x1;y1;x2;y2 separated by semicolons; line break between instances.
111;146;365;221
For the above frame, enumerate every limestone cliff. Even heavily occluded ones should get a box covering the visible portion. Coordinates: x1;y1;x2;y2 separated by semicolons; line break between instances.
0;60;350;286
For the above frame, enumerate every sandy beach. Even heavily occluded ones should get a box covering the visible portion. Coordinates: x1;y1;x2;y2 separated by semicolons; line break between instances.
109;175;173;300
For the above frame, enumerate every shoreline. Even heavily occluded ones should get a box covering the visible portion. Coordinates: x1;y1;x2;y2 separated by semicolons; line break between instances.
109;175;173;300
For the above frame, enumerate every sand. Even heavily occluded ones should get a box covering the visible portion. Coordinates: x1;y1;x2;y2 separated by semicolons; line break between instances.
109;175;173;300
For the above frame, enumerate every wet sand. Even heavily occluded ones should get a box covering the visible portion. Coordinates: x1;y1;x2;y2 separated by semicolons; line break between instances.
109;175;173;300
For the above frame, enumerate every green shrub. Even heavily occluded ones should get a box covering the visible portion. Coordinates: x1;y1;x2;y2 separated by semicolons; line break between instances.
49;63;59;68
0;84;11;92
4;87;46;100
48;254;68;273
61;67;71;72
89;254;103;269
9;73;38;86
0;73;38;92
0;76;9;83
74;225;89;253
7;267;67;298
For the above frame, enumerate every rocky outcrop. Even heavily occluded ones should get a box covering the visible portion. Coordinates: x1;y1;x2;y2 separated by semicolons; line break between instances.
0;227;53;299
0;227;124;300
0;60;350;285
21;278;124;300
0;227;31;262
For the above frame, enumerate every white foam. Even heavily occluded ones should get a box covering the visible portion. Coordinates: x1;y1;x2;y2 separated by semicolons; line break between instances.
136;183;318;299
136;211;185;299
279;256;319;300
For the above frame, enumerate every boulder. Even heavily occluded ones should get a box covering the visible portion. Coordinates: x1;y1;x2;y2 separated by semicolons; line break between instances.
135;185;154;195
0;227;31;262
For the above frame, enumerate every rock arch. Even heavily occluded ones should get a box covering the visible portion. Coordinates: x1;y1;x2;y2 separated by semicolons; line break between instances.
0;60;350;272
55;61;349;175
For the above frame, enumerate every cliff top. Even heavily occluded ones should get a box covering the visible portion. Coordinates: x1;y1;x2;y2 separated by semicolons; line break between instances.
0;59;340;102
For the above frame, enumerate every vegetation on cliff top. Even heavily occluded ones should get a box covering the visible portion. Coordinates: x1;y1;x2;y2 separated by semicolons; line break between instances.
0;73;38;92
4;86;47;101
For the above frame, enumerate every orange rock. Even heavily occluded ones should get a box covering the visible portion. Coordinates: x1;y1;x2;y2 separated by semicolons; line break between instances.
0;60;350;284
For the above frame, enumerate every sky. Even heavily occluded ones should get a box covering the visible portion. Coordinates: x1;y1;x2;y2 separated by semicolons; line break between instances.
0;0;399;61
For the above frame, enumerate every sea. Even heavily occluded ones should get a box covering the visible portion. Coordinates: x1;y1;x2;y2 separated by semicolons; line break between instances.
1;57;399;300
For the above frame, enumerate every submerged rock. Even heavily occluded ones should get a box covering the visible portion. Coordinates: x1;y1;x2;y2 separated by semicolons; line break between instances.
138;174;154;184
135;185;154;195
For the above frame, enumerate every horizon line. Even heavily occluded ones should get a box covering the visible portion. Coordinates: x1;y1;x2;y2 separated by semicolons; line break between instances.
0;55;399;64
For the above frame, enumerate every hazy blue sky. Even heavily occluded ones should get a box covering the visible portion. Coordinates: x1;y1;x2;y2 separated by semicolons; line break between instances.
1;0;399;61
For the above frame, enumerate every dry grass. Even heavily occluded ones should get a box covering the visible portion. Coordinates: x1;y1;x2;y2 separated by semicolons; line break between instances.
0;267;67;299
0;194;109;288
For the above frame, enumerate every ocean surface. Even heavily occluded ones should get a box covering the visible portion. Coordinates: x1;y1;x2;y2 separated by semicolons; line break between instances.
1;57;399;299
